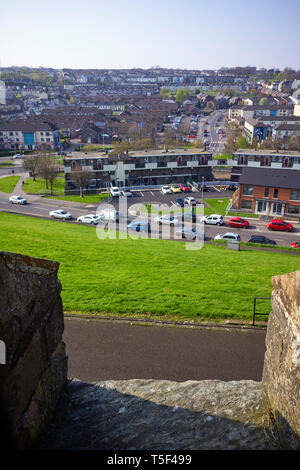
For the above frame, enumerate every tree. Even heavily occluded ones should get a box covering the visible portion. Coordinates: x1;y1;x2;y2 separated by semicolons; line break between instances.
71;169;91;198
259;97;269;106
38;156;60;195
235;136;250;149
23;155;41;181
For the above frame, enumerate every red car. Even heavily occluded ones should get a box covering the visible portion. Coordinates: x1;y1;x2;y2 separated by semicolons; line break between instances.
267;220;293;232
227;217;249;229
291;242;300;248
180;183;191;193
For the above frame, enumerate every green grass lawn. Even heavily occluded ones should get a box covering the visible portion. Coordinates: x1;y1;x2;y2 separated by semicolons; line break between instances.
0;212;299;322
0;175;20;193
23;177;109;203
0;161;14;167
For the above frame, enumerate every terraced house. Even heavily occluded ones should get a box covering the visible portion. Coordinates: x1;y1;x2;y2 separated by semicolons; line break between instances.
0;121;60;150
63;148;213;193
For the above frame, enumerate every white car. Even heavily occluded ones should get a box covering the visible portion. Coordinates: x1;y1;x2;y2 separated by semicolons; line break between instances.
175;228;203;240
9;195;27;205
120;190;133;197
77;214;103;225
110;186;122;197
200;214;224;226
184;197;196;205
214;232;240;241
155;215;180;226
12;154;23;160
98;208;120;221
49;209;72;220
161;185;172;195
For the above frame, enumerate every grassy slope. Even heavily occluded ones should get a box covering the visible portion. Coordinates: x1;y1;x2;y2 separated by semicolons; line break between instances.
0;175;20;193
0;212;299;321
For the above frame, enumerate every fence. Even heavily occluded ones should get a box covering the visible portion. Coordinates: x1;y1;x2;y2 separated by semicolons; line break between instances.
252;297;271;326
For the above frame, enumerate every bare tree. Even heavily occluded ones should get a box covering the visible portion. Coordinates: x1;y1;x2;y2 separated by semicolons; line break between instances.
71;169;91;198
23;155;41;181
38;156;60;195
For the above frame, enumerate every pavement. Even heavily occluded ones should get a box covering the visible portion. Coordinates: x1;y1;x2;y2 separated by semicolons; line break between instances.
63;317;267;383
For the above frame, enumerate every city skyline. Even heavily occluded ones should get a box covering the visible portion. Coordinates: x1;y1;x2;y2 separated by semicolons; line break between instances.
1;0;300;71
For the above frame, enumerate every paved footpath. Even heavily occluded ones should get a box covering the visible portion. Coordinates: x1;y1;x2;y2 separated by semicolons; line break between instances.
63;317;267;383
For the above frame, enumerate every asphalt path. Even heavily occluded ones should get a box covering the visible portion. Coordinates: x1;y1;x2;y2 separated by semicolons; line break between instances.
63;317;267;383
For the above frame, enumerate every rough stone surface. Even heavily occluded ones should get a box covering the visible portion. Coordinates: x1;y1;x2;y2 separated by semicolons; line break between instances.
39;378;279;450
0;251;67;449
262;269;300;450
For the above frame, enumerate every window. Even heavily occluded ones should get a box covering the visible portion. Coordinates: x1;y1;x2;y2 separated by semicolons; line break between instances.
242;185;254;196
40;132;44;136
264;188;269;197
241;199;252;209
290;190;300;201
288;205;299;214
273;188;278;198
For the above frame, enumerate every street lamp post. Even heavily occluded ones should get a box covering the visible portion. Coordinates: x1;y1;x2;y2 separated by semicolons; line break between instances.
202;176;204;202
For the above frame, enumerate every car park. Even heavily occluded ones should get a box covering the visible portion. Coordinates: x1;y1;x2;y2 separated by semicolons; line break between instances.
267;220;293;232
214;232;240;241
175;228;202;240
77;214;103;224
170;184;181;193
155;215;180;226
161;185;172;195
110;186;122;197
184;197;196;205
200;214;224;225
227;217;249;229
127;221;151;232
248;235;276;245
49;209;72;220
176;197;184;207
291;242;300;248
180;183;191;193
9;195;27;205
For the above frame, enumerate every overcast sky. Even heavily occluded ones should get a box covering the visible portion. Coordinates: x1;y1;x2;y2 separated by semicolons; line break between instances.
1;0;300;70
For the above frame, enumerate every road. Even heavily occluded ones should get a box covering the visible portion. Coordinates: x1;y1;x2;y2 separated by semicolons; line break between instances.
197;109;227;154
1;188;300;247
63;317;267;383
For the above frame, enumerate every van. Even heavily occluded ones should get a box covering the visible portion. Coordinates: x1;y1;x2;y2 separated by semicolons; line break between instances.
99;208;120;221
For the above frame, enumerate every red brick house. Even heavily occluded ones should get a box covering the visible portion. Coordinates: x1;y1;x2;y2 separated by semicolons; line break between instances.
233;167;300;218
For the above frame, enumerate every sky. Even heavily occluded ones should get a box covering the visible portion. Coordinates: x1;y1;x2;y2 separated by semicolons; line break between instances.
1;0;300;70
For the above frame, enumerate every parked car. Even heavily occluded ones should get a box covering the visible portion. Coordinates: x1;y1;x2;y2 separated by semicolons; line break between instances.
290;242;300;248
77;214;103;224
267;220;293;232
248;235;276;245
180;183;191;193
12;154;23;160
170;184;181;193
175;228;202;240
161;185;172;195
110;186;122;197
49;209;72;220
214;232;240;241
9;195;27;205
184;197;196;205
227;217;249;229
127;221;151;232
120;190;133;197
200;214;224;225
155;215;180;226
175;197;184;207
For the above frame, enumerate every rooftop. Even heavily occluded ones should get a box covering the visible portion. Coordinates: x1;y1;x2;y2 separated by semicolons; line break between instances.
239;167;300;190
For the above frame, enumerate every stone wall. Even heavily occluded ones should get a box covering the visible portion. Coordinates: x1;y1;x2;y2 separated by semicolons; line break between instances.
0;251;67;449
262;269;300;450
